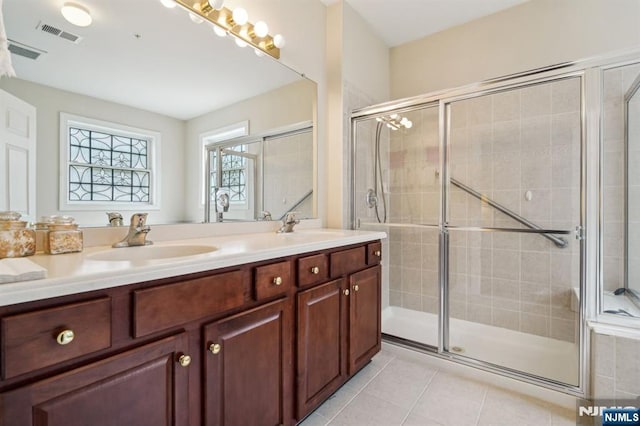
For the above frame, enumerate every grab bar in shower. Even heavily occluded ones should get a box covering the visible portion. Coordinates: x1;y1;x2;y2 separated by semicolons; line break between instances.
450;178;569;249
278;189;313;221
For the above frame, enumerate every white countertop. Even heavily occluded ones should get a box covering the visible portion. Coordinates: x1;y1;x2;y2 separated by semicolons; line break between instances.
0;229;386;307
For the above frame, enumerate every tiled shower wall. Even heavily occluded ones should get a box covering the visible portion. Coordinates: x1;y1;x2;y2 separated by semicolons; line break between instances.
263;130;313;219
382;78;582;343
591;331;640;399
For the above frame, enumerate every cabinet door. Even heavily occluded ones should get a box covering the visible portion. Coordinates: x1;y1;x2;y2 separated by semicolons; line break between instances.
0;334;190;426
204;298;293;426
296;279;347;419
348;265;381;375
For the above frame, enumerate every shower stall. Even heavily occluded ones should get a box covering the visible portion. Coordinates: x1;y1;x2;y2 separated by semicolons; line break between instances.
351;69;585;392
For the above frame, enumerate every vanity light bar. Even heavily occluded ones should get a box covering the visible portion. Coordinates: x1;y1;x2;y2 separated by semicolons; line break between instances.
173;0;281;59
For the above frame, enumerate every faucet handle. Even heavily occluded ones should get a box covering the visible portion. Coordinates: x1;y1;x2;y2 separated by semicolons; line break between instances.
284;212;300;224
107;212;123;226
259;211;272;221
131;212;148;225
215;188;230;213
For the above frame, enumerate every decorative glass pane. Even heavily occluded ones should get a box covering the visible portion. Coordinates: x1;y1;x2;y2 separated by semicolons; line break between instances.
67;125;153;203
91;149;111;167
92;184;113;201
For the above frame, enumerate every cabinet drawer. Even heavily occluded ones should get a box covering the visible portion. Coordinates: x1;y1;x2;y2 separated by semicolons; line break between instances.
133;270;249;338
1;297;111;379
254;261;292;300
367;241;382;265
330;246;366;277
297;254;328;288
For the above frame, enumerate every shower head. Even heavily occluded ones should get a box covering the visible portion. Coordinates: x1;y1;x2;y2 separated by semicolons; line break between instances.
376;114;412;130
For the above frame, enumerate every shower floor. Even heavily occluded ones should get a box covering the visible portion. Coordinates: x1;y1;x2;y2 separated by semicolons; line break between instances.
382;306;579;385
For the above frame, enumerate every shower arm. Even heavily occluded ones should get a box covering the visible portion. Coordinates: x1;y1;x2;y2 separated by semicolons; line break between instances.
448;177;569;249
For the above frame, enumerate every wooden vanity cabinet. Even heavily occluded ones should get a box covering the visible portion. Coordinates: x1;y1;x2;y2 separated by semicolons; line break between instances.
295;245;382;420
0;333;190;426
348;265;382;375
0;239;381;426
203;297;293;426
296;278;348;417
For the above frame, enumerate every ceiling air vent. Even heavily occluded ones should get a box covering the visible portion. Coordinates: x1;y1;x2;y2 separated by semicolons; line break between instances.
36;22;83;44
7;39;47;60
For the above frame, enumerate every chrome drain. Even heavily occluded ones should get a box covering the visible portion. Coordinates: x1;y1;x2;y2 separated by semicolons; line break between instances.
451;346;465;353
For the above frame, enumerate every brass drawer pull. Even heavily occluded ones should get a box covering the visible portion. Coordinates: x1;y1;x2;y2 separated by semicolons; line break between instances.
344;289;350;296
209;343;222;354
310;266;320;275
374;250;381;257
273;276;283;286
354;284;359;292
178;354;191;367
56;329;75;345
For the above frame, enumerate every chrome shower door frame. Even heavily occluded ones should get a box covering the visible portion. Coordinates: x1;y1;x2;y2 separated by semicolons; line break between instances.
351;58;597;397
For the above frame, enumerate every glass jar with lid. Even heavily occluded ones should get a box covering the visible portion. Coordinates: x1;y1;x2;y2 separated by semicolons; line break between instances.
0;211;36;258
42;215;83;255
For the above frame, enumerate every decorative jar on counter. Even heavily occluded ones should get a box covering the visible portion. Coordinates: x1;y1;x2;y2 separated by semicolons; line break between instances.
41;216;83;255
0;211;36;258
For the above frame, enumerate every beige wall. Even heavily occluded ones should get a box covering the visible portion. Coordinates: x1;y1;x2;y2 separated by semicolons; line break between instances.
0;78;186;226
390;0;640;99
325;1;390;228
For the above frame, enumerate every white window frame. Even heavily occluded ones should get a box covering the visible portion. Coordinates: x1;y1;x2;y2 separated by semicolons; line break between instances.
199;120;249;206
59;112;161;211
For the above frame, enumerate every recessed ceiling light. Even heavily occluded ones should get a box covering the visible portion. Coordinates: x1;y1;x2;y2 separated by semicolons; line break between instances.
61;2;92;27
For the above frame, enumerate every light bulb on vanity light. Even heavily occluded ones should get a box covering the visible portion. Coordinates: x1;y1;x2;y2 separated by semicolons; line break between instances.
273;34;285;48
253;21;268;38
235;31;248;47
232;7;249;25
61;2;92;27
207;0;225;9
159;0;177;8
254;48;264;57
213;25;227;37
189;2;204;24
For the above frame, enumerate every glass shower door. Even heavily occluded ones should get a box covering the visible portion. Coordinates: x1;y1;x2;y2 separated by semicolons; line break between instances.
353;104;441;347
444;77;582;385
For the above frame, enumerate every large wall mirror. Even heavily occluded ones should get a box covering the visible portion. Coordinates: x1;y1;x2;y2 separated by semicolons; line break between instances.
0;0;317;226
625;70;640;313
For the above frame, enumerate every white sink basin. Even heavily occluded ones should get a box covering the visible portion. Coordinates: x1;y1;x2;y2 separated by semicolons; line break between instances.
87;244;217;261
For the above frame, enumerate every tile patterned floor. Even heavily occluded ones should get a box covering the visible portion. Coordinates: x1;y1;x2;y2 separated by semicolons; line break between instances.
299;343;577;426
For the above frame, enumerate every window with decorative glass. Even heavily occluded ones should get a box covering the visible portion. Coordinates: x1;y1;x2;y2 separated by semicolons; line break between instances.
60;113;159;210
210;145;248;204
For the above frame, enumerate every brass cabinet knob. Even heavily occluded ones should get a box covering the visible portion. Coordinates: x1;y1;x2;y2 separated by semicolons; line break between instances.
374;250;381;257
209;343;222;354
178;354;191;367
354;284;359;292
56;329;75;345
310;266;320;275
344;289;350;296
273;276;283;286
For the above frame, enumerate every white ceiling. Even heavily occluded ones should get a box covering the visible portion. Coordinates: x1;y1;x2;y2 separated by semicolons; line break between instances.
323;0;529;47
4;0;529;119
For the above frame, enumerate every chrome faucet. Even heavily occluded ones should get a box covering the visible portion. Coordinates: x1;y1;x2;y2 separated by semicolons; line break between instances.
277;212;300;233
106;212;123;226
214;188;230;222
258;211;272;221
113;213;152;248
